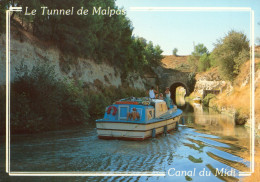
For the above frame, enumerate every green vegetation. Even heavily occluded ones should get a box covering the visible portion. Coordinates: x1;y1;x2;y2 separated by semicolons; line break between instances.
187;31;250;83
9;62;90;133
0;0;163;134
0;1;7;34
172;48;178;56
188;43;210;72
0;63;145;134
1;0;252;134
1;0;163;75
129;37;163;74
210;30;250;81
198;53;211;72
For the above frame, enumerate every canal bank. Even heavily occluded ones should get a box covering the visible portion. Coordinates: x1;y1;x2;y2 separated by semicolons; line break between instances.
191;56;260;136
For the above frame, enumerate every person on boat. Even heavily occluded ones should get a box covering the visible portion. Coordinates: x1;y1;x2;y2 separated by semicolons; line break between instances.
158;93;164;100
127;107;140;121
147;86;158;99
165;87;171;109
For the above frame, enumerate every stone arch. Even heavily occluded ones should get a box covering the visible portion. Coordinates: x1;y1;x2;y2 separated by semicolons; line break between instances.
169;82;189;105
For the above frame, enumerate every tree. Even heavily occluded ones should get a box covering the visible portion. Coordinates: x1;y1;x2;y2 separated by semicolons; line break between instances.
198;53;211;72
193;43;208;56
188;43;209;72
145;42;163;66
210;30;249;81
5;0;163;76
129;37;163;73
172;48;178;56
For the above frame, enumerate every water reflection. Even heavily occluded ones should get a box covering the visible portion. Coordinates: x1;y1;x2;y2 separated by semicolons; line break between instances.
4;99;253;181
182;100;248;139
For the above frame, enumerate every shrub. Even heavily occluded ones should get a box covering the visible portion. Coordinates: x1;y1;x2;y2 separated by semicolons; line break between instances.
87;93;108;118
5;0;163;77
188;43;209;72
4;61;147;134
210;30;250;81
172;48;178;56
198;53;211;72
234;110;247;125
10;62;89;133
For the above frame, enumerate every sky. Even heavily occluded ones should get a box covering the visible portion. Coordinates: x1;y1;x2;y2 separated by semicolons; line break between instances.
116;0;260;55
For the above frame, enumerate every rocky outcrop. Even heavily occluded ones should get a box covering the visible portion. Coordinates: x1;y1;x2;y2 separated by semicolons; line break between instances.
196;59;260;135
193;68;233;96
0;34;146;90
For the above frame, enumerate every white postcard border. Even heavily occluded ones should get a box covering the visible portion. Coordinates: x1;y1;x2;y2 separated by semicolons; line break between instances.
5;6;255;177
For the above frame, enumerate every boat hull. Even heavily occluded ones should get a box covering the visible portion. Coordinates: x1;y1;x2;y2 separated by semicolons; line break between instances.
96;115;181;140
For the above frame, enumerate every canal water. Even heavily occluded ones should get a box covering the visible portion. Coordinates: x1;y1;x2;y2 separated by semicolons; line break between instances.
1;99;255;181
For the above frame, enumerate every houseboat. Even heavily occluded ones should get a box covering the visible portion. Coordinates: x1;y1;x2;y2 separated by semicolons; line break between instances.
96;97;183;140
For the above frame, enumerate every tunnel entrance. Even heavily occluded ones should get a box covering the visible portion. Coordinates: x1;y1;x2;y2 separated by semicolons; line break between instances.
170;82;188;105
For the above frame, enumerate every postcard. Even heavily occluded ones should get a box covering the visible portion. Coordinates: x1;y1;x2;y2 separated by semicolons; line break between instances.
0;0;259;181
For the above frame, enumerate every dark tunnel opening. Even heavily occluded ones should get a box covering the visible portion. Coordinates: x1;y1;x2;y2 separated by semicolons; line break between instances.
170;82;188;105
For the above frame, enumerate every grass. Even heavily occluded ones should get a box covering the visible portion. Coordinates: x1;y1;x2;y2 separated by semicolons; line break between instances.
161;55;191;72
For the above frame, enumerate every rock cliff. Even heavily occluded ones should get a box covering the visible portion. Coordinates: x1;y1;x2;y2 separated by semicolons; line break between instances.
0;34;146;90
192;55;260;135
193;67;233;96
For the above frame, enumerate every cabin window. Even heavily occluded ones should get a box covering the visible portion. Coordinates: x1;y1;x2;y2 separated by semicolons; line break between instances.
118;106;129;120
146;109;154;120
